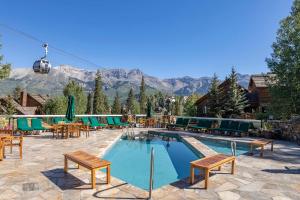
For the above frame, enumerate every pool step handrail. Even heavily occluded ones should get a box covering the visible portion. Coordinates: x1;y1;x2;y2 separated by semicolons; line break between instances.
148;147;154;200
231;141;237;156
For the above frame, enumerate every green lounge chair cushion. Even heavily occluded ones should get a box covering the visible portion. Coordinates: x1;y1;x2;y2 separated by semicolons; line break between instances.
89;117;106;127
107;116;117;126
113;117;129;126
17;118;33;131
81;117;90;126
31;118;47;130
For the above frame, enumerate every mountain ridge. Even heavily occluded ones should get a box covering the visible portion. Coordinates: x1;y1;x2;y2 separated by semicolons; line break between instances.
0;65;251;100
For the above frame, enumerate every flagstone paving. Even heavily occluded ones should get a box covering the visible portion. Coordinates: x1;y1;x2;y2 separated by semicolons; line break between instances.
0;128;299;200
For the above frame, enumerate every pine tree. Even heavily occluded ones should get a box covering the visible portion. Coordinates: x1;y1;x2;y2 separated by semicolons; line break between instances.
86;92;93;114
174;96;184;116
93;70;105;114
5;95;16;115
112;91;121;114
183;93;201;116
103;95;110;114
43;96;67;115
63;80;87;114
223;68;248;117
126;88;135;114
139;76;147;114
266;0;300;119
0;42;11;80
207;73;222;117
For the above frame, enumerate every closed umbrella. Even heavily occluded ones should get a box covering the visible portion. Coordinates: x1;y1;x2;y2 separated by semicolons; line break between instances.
65;95;75;122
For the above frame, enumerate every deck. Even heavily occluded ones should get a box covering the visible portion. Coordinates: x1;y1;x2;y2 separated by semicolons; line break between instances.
0;128;299;200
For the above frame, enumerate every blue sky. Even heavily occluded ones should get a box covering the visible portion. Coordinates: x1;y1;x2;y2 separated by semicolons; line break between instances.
0;0;293;78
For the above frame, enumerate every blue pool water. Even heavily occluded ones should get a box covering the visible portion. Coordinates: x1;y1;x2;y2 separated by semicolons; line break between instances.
103;138;200;190
198;138;250;155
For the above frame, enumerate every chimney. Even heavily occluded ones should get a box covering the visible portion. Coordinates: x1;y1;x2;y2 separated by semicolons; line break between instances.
20;91;28;107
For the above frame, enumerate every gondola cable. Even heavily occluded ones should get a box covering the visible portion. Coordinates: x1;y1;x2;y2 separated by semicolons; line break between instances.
0;23;100;73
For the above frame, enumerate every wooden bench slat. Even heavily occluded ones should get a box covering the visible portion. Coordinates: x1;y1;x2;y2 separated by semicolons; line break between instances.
190;154;235;189
64;150;110;169
191;154;234;169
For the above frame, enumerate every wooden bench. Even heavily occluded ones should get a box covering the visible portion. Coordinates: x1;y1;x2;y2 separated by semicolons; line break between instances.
250;139;274;157
190;154;235;189
64;151;111;189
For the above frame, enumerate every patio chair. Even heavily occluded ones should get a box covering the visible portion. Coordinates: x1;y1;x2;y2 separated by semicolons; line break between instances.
89;117;106;129
17;118;33;134
2;135;23;159
31;118;48;131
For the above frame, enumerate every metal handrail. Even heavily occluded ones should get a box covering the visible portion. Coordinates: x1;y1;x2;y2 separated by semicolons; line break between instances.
231;141;237;156
148;147;154;200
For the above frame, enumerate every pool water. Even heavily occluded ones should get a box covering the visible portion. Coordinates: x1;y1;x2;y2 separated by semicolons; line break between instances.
198;138;250;155
103;138;200;190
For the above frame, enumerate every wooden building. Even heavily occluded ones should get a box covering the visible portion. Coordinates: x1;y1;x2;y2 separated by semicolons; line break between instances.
247;74;273;112
0;91;49;115
195;79;248;117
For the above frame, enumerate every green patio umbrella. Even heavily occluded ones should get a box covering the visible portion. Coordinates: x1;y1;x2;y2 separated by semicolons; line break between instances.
65;95;75;122
146;98;152;118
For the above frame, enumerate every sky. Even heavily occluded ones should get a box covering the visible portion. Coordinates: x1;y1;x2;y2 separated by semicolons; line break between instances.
0;0;294;79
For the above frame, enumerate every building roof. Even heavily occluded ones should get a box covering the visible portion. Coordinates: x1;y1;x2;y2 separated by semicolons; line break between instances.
29;94;49;105
249;74;275;88
195;79;247;106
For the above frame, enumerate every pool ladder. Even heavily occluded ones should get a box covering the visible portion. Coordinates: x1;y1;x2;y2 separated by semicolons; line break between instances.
148;147;154;200
231;141;237;156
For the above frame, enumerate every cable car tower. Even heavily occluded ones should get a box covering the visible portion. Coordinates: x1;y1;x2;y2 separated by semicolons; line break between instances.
33;43;51;74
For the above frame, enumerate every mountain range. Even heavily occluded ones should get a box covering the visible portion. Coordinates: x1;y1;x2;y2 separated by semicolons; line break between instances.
0;65;250;101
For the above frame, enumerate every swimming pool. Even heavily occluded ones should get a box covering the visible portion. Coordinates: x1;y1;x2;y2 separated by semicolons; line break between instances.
198;137;250;156
103;137;200;190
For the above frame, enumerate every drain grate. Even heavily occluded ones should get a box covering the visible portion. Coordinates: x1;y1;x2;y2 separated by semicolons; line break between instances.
22;182;39;191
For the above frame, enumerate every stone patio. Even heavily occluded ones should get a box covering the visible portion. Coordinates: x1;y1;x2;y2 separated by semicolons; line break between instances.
0;128;299;200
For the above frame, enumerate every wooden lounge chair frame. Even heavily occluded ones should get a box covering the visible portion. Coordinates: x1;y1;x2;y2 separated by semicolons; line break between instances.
64;151;111;189
250;139;274;157
190;154;235;189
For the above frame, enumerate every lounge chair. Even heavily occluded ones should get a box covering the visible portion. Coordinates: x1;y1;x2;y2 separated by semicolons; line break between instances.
52;117;65;124
210;120;231;134
188;119;213;132
106;116;121;128
89;117;106;129
168;118;190;130
232;122;250;137
31;118;48;131
17;118;33;133
113;117;129;127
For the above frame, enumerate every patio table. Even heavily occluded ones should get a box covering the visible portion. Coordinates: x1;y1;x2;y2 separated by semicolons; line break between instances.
52;123;82;139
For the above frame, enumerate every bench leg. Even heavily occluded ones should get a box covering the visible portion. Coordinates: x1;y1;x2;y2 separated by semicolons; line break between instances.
218;166;221;171
250;144;253;155
271;142;274;151
19;143;23;159
91;169;96;189
204;169;210;189
107;165;111;184
190;165;194;184
64;157;68;173
260;146;264;157
231;160;235;174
